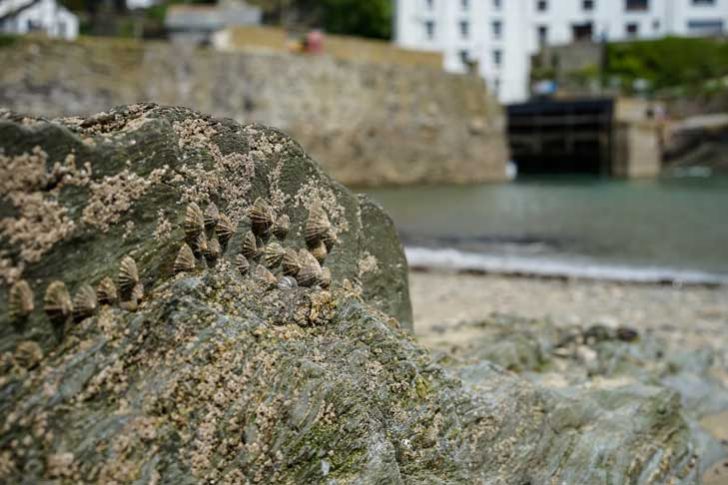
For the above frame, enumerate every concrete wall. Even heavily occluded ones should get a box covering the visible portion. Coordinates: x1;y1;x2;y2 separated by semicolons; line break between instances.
614;121;661;178
0;36;507;187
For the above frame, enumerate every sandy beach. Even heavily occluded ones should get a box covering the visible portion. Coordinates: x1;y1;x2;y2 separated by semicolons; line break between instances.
410;269;728;483
410;269;728;354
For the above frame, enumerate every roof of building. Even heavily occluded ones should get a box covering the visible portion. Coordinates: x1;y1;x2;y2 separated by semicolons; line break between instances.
165;2;261;32
0;0;41;22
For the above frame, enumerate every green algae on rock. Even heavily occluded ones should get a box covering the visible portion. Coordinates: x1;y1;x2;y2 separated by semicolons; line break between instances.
0;105;700;483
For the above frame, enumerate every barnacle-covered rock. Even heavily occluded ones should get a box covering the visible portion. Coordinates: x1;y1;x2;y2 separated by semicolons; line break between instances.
216;213;235;248
241;231;259;261
281;248;301;277
184;202;204;240
304;202;331;247
249;197;273;237
174;243;196;274
235;254;250;276
8;279;34;324
203;202;219;233
117;256;139;300
272;214;290;240
263;242;285;269
96;277;118;305
72;284;97;322
43;281;72;326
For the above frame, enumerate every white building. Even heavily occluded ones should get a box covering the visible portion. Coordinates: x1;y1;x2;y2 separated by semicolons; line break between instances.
0;0;78;40
395;0;728;103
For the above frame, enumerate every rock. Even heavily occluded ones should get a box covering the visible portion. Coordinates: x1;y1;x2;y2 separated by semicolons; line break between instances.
0;105;700;483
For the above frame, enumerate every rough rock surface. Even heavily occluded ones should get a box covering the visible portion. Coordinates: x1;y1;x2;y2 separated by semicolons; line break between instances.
0;105;700;483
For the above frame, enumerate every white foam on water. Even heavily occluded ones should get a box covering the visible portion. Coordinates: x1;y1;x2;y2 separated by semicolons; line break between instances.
405;246;728;286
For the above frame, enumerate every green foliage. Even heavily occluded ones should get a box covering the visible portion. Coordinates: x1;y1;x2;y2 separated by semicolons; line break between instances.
319;0;392;40
0;34;18;48
606;37;728;93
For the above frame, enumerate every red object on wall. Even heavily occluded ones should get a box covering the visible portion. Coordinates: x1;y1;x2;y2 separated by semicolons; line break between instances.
305;30;324;53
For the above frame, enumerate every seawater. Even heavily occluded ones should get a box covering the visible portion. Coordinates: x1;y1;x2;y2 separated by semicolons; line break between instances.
365;175;728;284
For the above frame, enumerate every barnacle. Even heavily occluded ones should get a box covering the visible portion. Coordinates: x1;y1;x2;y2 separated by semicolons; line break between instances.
203;202;219;233
249;198;273;237
8;279;34;323
205;236;222;263
72;284;97;322
254;264;277;289
272;214;290;240
118;256;139;300
320;267;332;289
277;275;298;290
263;242;285;269
184;202;204;240
191;231;208;257
235;254;250;276
96;277;118;305
44;281;72;326
216;213;235;248
281;248;301;277
309;240;328;264
304;202;331;247
241;231;259;260
174;243;196;274
322;230;338;251
297;251;322;287
14;341;43;370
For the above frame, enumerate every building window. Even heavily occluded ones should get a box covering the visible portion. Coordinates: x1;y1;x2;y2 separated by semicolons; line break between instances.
692;0;715;5
493;78;500;95
493;0;501;10
425;0;434;10
459;50;469;65
687;20;724;35
460;20;470;39
425;20;435;40
626;22;639;37
625;0;648;11
461;0;470;10
493;49;502;66
572;22;593;41
492;20;502;39
537;25;548;45
652;19;660;30
583;0;595;10
537;0;548;12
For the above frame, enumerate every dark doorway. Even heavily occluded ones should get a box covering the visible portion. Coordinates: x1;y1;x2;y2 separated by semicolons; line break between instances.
507;98;614;175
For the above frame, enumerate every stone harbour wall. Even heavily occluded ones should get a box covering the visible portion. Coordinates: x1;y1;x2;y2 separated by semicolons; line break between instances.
0;36;508;186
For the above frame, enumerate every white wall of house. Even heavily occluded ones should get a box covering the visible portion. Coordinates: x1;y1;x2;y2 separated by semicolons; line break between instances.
395;0;728;104
0;0;79;40
126;0;159;9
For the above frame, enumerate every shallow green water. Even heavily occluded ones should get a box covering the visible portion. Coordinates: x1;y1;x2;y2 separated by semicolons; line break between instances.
366;175;728;282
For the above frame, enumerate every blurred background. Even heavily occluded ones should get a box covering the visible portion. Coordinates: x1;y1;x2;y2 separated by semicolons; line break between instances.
1;0;727;286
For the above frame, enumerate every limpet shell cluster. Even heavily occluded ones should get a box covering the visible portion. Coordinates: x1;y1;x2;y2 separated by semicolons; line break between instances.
4;195;342;341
